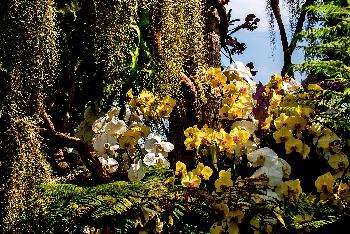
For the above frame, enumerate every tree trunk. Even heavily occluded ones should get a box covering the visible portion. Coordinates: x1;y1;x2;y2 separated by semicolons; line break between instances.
0;0;58;231
169;0;227;168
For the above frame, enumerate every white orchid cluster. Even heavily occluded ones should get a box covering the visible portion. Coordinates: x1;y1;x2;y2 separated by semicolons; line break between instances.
77;105;174;182
247;147;292;200
223;60;256;92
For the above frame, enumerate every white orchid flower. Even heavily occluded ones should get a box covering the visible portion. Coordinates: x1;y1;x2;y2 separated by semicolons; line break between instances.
98;156;119;173
143;135;174;167
92;115;108;133
105;118;127;136
247;147;278;167
223;61;256;90
282;79;301;92
128;159;145;182
92;133;118;155
231;120;257;135
252;166;283;188
276;158;291;179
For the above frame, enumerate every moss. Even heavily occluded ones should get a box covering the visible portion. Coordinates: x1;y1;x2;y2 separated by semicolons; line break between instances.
0;0;58;231
0;118;52;232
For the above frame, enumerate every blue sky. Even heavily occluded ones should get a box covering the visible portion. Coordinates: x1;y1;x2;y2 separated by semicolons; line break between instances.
222;0;305;84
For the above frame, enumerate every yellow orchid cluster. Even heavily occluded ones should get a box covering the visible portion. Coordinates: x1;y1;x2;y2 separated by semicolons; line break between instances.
207;67;228;88
263;73;285;97
190;67;255;117
185;67;228;104
261;76;345;160
128;88;176;119
219;80;255;120
183;124;251;154
119;123;150;150
315;172;350;206
261;74;302;129
275;179;303;201
272;112;311;159
175;161;213;188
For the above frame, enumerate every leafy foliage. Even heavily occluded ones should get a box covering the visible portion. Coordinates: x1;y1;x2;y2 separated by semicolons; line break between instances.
294;0;350;136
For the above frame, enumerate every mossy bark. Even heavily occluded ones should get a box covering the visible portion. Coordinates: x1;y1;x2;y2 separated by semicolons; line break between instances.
0;0;58;231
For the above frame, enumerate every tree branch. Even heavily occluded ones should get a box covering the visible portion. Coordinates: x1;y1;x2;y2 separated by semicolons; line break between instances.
38;105;111;181
289;0;315;52
270;0;289;52
270;0;291;75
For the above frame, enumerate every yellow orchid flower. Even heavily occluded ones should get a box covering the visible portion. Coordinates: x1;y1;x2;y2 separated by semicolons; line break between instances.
181;172;201;188
219;104;232;120
161;95;176;108
231;101;248;119
262;114;273;130
222;82;238;98
281;93;295;107
274;113;289;129
184;136;202;150
126;127;142;140
133;123;150;138
238;94;253;106
336;182;349;199
175;161;187;176
328;154;349;171
193;163;213;180
315;172;334;193
301;143;311;159
184;125;201;138
276;179;302;201
230;127;250;144
127;88;134;99
208;67;227;87
119;134;137;149
286;115;307;130
201;124;215;145
138;89;155;106
217;131;236;153
270;73;283;90
201;166;214;180
210;221;225;234
285;137;303;154
273;127;293;143
308;122;323;137
222;97;235;106
270;91;282;106
235;80;250;94
318;133;340;150
155;104;171;118
215;169;234;192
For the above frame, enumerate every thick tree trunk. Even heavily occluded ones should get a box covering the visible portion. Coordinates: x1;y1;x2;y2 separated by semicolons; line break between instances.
169;0;227;167
0;1;58;231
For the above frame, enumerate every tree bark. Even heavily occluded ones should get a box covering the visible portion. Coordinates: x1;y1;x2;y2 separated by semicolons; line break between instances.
168;0;228;167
